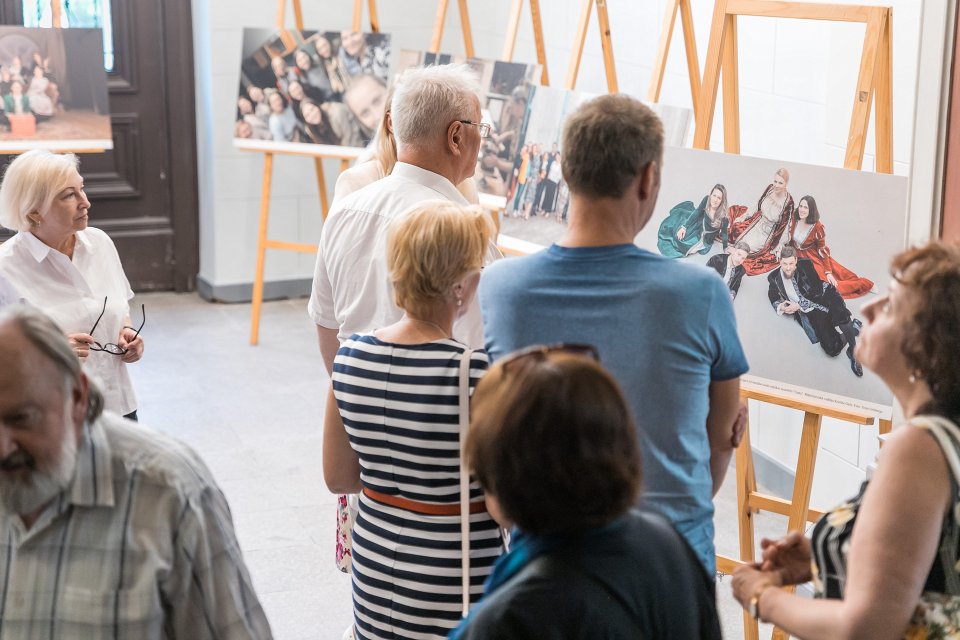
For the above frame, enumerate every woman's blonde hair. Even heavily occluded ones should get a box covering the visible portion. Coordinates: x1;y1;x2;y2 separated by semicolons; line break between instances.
374;85;397;177
0;150;79;231
387;201;493;316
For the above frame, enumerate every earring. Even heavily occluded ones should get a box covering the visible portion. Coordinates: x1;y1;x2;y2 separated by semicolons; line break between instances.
909;371;921;384
456;297;463;307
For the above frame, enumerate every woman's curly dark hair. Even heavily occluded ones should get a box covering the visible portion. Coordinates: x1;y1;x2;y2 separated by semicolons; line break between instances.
891;242;960;418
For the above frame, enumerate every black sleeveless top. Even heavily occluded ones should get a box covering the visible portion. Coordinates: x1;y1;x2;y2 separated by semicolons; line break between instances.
809;415;960;599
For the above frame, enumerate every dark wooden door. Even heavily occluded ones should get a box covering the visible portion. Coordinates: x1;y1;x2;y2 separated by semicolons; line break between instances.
0;0;199;291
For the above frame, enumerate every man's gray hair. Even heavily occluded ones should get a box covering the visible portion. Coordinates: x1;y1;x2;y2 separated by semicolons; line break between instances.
390;64;481;152
0;305;103;422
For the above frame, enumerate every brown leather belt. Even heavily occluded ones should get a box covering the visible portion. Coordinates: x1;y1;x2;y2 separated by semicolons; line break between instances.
362;487;487;516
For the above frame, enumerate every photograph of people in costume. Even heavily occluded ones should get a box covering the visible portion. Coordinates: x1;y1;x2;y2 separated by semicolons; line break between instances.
396;50;541;199
647;149;905;411
0;27;111;148
496;140;908;411
234;28;390;148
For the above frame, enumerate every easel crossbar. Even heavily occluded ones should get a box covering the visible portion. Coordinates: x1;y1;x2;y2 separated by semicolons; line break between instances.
726;0;878;22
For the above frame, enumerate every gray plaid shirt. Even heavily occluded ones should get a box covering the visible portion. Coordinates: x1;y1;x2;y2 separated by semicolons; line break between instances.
0;412;272;639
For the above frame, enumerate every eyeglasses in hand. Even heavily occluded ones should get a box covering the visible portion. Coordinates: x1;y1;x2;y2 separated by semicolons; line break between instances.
88;296;146;356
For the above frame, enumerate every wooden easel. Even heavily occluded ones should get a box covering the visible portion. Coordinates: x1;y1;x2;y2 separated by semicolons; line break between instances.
429;0;475;56
693;0;893;173
648;0;701;119
565;0;617;91
246;0;377;345
716;384;893;640
501;0;550;85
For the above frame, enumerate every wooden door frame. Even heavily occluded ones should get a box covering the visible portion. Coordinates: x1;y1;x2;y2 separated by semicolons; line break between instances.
0;0;200;292
941;9;960;240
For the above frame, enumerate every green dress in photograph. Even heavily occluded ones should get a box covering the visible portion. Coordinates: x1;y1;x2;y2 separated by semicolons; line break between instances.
657;195;729;258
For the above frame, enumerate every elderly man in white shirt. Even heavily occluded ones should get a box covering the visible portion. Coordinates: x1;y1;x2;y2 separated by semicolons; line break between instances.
0;305;272;640
308;64;488;372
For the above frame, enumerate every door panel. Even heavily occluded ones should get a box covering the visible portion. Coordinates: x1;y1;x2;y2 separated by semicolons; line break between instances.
0;0;198;291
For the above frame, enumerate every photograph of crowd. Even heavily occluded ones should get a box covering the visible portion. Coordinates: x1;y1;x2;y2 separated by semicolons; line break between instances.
0;27;111;150
498;86;691;245
397;50;541;199
235;28;391;148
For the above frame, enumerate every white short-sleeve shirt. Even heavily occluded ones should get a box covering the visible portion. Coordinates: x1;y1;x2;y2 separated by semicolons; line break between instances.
308;162;485;347
0;228;138;414
0;272;21;306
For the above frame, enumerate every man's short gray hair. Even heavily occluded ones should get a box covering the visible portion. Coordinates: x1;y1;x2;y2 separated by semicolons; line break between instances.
0;305;104;422
390;64;481;152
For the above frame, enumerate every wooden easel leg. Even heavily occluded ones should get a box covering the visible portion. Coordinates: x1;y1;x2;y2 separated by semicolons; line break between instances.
352;0;363;31
529;0;550;85
367;0;380;32
721;14;740;154
693;0;728;149
595;0;618;92
648;0;679;104
879;418;893;435
565;0;593;90
250;153;274;346
431;0;450;53
314;157;330;218
679;0;701;118
275;0;287;29
457;0;475;57
502;0;523;60
291;0;303;31
874;10;893;174
737;405;760;640
844;11;884;170
769;411;823;640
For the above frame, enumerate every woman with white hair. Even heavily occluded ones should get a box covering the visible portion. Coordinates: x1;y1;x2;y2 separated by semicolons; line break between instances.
0;150;144;420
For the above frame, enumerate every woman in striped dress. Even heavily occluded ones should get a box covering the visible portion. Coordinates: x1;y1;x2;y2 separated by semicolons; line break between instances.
323;201;502;640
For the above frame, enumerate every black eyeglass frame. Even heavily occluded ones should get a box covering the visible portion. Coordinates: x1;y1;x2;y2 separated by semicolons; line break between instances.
88;296;146;356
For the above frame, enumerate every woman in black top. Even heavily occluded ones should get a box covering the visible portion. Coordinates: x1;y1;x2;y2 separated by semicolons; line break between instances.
732;242;960;639
451;346;722;640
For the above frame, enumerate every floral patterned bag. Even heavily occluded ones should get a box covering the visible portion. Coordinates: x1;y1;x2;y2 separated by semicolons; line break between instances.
336;493;358;573
903;416;960;639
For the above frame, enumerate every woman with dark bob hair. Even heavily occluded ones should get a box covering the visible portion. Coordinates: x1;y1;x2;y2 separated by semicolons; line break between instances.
450;347;721;639
733;242;960;638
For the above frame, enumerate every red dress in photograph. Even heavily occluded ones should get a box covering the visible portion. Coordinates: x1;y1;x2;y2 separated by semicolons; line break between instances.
788;218;874;298
728;184;795;275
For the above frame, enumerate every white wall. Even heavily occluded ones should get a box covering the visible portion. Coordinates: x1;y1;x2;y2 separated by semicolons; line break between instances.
192;0;950;506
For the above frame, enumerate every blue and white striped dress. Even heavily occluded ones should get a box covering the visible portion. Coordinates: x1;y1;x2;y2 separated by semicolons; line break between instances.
333;334;503;640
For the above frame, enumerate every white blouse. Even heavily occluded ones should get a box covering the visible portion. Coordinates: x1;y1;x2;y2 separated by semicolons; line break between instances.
0;228;138;414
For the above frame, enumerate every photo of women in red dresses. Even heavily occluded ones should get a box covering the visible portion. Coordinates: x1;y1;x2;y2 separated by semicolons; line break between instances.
656;166;880;383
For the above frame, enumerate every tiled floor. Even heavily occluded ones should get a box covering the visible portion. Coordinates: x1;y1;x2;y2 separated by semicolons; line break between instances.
129;292;797;640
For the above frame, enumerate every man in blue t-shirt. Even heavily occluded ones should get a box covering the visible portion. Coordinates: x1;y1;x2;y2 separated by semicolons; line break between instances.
478;95;748;573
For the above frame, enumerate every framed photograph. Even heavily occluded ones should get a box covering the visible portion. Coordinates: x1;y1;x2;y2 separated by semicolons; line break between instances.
0;27;111;152
234;28;391;152
498;86;691;252
501;141;907;414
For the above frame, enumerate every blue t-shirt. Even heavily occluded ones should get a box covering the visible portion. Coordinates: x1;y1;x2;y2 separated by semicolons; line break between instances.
478;243;748;572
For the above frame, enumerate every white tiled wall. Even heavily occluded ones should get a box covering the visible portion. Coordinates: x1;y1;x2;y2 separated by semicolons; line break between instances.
192;0;943;498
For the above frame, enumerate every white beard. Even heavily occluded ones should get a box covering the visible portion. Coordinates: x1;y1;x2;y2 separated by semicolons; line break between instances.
0;418;79;518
